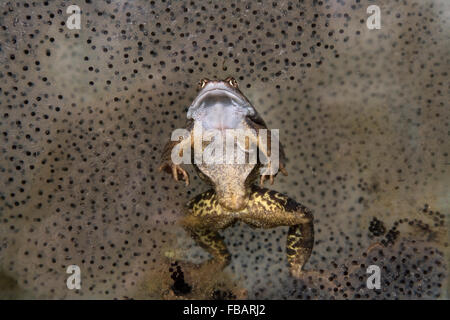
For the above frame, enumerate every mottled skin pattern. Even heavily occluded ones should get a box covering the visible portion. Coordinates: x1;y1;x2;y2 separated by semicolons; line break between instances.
160;78;314;277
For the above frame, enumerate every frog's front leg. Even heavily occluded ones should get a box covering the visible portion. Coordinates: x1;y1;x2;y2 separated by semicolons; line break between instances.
181;190;236;268
244;118;288;186
159;121;194;185
240;186;314;277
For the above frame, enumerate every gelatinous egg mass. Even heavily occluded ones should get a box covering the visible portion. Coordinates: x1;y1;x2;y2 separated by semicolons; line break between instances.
0;1;448;299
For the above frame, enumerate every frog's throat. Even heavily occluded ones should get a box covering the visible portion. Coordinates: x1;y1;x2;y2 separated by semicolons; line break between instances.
187;88;255;119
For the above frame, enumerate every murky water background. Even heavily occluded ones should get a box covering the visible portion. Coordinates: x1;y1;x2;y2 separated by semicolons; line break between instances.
0;0;448;299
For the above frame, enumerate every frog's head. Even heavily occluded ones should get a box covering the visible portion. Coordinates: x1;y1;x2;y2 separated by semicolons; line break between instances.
187;77;256;129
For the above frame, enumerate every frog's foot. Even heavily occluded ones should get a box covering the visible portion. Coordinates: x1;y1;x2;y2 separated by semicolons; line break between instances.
289;266;337;290
259;162;288;186
159;162;190;186
196;258;232;270
259;173;274;185
290;266;326;280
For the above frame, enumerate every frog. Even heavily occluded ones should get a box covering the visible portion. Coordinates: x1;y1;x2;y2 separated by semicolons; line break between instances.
159;77;314;278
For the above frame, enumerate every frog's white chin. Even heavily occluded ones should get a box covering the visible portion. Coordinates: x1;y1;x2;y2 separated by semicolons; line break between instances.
187;88;255;120
199;104;246;130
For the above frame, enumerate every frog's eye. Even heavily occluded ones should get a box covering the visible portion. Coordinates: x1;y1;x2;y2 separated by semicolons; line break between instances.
226;77;238;88
198;78;209;89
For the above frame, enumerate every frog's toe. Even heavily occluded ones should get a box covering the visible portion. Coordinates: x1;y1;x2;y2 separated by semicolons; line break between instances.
180;167;190;185
289;268;335;287
162;163;189;185
173;164;189;185
290;268;323;279
259;174;274;186
289;264;304;279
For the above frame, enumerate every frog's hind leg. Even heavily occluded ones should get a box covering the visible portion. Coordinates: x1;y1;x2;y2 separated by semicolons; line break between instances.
180;189;235;268
186;226;231;267
240;186;314;277
286;224;315;277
